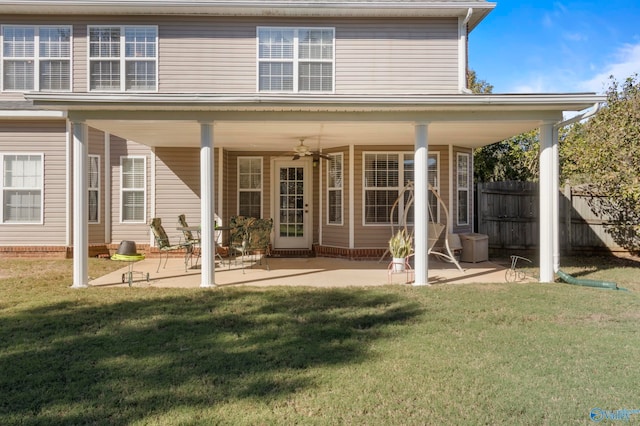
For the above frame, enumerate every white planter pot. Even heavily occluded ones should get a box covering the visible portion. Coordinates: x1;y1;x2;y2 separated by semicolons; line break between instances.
392;258;406;272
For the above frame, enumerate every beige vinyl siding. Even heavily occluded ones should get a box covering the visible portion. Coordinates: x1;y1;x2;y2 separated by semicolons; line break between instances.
0;120;67;245
153;147;204;245
109;135;152;244
1;14;461;97
159;17;256;93
336;18;459;94
87;127;105;244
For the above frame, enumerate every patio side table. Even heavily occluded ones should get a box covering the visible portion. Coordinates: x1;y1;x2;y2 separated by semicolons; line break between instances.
111;253;148;287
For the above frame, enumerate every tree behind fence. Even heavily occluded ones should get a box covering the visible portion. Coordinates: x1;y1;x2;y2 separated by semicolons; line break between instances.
476;181;624;255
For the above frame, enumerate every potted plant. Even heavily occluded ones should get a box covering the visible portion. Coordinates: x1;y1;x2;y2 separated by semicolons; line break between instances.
389;229;413;272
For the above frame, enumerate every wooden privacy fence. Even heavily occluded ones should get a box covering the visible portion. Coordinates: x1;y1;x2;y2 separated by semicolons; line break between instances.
476;181;624;254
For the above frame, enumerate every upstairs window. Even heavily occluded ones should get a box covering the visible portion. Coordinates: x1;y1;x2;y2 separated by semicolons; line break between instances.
89;26;157;92
2;25;71;91
257;27;334;92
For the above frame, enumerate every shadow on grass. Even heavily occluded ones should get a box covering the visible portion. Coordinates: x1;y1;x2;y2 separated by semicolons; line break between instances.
555;254;640;279
0;289;422;425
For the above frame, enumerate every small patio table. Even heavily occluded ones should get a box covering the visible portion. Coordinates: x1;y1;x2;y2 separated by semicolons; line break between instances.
111;253;148;287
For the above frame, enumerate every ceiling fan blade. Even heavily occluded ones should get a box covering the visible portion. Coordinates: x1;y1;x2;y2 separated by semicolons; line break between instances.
292;154;300;160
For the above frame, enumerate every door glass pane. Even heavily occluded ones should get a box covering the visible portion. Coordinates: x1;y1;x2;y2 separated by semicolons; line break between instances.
279;166;305;237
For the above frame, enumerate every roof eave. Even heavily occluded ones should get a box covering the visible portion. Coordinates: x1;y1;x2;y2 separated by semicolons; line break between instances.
25;92;606;113
1;1;495;27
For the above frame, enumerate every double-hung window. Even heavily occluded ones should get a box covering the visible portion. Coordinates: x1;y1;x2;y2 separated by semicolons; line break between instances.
238;157;262;218
2;25;71;91
88;155;100;224
1;153;43;223
457;153;470;226
89;26;157;91
327;153;343;225
120;156;146;223
257;27;334;92
364;152;439;225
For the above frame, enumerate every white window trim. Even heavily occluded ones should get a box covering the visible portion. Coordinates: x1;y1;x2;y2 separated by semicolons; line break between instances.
87;25;158;93
427;151;440;224
0;152;44;224
456;152;470;226
362;151;440;226
237;156;263;218
88;154;100;224
256;26;335;94
326;152;343;225
1;24;73;92
119;155;146;224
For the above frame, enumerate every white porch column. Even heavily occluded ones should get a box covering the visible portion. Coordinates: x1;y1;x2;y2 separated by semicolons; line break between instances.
71;121;89;288
200;122;215;288
539;122;555;282
413;123;430;286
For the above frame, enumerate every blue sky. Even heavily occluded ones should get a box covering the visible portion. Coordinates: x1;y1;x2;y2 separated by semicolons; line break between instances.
468;1;640;94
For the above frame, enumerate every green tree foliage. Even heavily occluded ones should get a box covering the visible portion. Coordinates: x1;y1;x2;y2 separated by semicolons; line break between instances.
467;69;540;182
474;130;540;182
562;74;640;252
466;69;493;94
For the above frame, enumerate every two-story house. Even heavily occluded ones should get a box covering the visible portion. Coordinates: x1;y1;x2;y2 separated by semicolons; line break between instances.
0;0;603;287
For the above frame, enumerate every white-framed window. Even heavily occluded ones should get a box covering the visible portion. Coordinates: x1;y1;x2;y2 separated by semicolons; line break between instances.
88;25;157;92
363;152;439;225
237;157;262;218
120;156;146;223
1;153;43;224
257;27;334;92
88;154;100;224
457;152;470;226
2;25;72;91
327;153;343;225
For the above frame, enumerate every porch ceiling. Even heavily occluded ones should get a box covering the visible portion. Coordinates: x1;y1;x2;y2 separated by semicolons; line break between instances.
27;92;605;150
84;118;541;150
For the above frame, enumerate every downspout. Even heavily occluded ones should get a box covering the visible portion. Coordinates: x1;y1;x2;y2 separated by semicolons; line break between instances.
551;103;625;291
552;102;601;272
459;8;473;94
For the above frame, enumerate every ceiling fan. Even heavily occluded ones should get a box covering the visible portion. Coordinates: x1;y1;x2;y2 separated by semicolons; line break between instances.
291;138;331;161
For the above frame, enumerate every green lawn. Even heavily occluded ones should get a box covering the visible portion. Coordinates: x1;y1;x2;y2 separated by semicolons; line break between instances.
1;256;639;425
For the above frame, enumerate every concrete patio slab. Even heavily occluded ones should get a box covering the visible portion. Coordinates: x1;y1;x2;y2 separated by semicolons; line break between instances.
90;255;526;288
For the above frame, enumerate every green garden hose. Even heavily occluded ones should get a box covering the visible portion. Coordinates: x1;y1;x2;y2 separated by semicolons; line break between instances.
556;269;628;292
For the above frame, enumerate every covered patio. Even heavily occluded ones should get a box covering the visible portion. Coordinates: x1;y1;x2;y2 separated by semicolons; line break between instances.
28;92;604;289
90;255;524;288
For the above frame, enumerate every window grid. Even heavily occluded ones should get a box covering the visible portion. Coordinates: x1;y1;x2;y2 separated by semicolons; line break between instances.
327;153;343;225
89;155;100;224
257;26;334;93
457;153;470;226
237;157;262;218
2;25;71;91
120;156;146;223
1;153;43;224
89;25;157;92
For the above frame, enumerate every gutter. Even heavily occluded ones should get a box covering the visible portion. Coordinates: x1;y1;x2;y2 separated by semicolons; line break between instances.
554;102;601;128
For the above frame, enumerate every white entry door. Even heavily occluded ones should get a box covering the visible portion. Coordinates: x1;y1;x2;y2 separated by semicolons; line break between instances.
274;159;312;249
